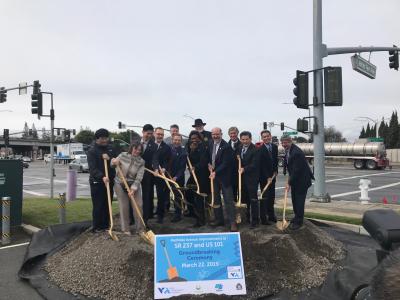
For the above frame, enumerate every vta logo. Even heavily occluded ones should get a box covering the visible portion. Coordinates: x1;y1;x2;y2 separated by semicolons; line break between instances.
230;272;239;278
158;287;171;294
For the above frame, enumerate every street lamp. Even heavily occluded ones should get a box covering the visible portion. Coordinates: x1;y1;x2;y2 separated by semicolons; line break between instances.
0;110;13;112
355;116;379;138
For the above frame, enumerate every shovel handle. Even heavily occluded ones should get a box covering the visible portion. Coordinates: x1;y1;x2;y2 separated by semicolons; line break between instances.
103;159;114;230
116;165;147;228
187;157;201;194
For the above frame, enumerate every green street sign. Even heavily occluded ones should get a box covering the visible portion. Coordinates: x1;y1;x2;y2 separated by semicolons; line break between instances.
283;131;298;136
368;137;384;142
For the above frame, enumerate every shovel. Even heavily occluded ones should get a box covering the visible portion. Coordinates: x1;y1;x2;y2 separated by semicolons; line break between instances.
103;157;119;241
260;174;277;198
160;239;179;280
235;156;246;224
187;157;208;197
208;168;221;209
277;183;289;231
116;165;154;245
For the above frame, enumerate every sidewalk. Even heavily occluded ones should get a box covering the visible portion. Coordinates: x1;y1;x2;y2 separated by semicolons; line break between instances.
275;197;400;219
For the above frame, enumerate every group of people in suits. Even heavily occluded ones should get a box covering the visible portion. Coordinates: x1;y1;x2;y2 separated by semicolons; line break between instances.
87;118;314;234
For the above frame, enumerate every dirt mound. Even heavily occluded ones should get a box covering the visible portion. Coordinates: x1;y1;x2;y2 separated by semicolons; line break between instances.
45;217;344;300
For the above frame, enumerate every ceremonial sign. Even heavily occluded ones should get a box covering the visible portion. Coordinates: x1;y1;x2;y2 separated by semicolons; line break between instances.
154;232;246;299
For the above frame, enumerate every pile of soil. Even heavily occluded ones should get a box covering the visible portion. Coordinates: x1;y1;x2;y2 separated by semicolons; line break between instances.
45;216;345;300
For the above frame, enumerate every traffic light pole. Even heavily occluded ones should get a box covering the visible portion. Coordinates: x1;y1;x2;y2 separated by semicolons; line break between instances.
312;0;328;202
41;92;55;199
312;0;399;202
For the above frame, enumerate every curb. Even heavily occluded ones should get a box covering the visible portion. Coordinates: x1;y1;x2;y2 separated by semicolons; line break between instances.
308;218;369;236
21;223;41;235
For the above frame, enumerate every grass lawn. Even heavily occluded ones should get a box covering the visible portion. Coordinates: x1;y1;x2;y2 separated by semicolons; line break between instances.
23;197;119;228
23;197;362;228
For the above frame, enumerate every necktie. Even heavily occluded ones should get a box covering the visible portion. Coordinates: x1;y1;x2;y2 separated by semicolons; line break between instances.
142;141;147;152
212;143;217;168
241;147;246;159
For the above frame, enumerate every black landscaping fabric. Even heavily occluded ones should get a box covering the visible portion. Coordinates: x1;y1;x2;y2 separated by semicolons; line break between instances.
18;220;378;300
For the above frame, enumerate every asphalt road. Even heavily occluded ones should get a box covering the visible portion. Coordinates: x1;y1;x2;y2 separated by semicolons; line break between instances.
0;228;42;300
23;161;400;204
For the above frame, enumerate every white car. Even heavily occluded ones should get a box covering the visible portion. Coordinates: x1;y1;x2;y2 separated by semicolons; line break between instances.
44;154;57;163
22;156;32;162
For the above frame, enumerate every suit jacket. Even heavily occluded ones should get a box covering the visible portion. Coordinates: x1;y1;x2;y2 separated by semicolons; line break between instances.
285;144;314;192
141;139;156;169
152;141;172;171
169;146;187;185
186;142;210;193
238;143;259;186
258;142;279;180
87;143;116;183
209;139;234;186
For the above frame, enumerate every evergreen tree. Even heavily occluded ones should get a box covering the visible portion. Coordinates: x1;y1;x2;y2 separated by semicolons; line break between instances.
360;126;366;138
31;123;38;139
388;111;399;148
365;123;371;138
22;122;29;138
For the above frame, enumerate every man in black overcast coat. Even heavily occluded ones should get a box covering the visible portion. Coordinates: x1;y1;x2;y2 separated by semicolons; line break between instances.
281;135;314;230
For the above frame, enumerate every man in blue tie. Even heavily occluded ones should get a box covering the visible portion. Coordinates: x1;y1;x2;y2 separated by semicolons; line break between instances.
258;130;279;225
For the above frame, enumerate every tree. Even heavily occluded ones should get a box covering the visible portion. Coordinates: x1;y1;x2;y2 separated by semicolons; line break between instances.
365;123;371;137
41;127;50;141
324;126;347;142
75;129;95;145
359;126;366;138
31;123;38;139
22;122;29;138
388;111;399;148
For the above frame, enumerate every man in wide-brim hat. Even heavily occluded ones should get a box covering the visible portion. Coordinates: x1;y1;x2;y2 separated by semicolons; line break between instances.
192;118;212;145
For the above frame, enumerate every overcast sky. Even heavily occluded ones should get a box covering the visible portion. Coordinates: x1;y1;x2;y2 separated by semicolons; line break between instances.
1;0;399;141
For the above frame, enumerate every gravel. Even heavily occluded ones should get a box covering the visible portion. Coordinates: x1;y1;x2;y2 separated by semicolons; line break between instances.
45;216;345;300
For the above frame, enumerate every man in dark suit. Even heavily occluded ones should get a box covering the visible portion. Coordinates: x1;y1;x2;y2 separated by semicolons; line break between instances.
141;124;156;225
152;127;172;223
281;135;314;230
228;126;242;202
87;128;116;232
208;127;237;231
192;118;212;146
169;134;187;223
258;130;279;225
238;131;260;228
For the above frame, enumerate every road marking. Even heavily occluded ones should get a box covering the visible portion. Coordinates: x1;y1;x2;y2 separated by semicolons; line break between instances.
274;171;400;191
0;242;30;250
325;171;400;183
24;176;89;187
23;189;46;196
331;181;400;198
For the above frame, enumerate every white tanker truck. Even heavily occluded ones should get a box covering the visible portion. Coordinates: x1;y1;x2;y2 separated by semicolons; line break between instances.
277;140;390;170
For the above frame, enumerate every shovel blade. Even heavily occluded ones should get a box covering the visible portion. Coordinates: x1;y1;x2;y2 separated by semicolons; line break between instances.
167;267;179;280
276;220;289;231
108;230;119;241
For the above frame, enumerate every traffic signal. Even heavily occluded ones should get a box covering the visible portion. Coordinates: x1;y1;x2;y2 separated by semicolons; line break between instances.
31;81;42;118
293;70;309;109
389;46;399;71
297;118;309;132
3;129;9;147
263;122;267;130
57;129;61;136
72;129;76;135
280;122;285;131
0;87;7;103
118;121;122;129
324;67;343;106
65;130;70;141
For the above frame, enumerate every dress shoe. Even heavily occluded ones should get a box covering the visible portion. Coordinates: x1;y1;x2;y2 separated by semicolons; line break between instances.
261;219;272;225
192;221;204;228
289;222;303;230
157;217;164;224
210;221;224;227
171;215;182;223
230;222;238;232
268;216;278;223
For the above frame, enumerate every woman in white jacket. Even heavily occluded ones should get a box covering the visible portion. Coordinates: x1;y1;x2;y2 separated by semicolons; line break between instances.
111;142;145;235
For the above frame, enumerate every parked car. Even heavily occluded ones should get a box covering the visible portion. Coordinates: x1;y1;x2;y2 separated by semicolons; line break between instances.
22;156;32;162
23;161;29;168
44;154;57;163
68;158;89;173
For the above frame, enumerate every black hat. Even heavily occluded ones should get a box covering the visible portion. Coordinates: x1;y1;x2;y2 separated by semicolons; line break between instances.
192;118;206;128
95;128;109;139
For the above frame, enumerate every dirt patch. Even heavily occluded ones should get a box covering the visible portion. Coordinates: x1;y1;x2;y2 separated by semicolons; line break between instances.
45;217;345;300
